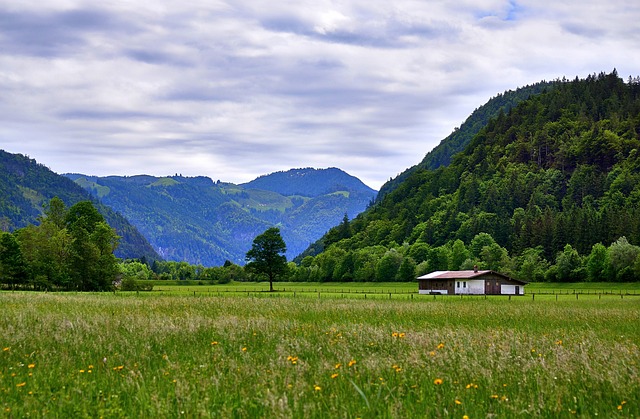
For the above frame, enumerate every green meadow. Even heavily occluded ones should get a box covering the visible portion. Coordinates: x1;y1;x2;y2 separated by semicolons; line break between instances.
1;289;638;417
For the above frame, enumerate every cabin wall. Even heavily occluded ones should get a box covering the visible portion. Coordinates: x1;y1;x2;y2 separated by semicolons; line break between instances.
454;279;484;294
418;279;453;294
500;284;525;295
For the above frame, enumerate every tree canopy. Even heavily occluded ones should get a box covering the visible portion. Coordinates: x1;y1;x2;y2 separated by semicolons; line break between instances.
245;227;288;291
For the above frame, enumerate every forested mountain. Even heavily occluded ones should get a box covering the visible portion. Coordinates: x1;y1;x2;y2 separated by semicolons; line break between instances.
67;168;376;266
294;71;640;282
242;167;376;197
0;150;159;261
377;81;557;200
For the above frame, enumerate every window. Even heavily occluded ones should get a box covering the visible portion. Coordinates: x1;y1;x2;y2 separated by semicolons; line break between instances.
463;282;467;288
457;282;460;288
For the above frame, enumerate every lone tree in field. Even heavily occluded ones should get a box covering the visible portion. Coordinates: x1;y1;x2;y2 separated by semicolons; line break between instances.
245;227;287;292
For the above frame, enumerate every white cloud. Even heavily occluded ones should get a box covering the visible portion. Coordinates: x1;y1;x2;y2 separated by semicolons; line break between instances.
1;0;639;189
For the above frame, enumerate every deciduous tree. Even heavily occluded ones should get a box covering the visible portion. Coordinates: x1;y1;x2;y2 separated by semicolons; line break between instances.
245;227;288;291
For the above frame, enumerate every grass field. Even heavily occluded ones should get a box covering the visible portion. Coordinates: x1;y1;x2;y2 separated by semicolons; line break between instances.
147;280;640;296
1;291;638;417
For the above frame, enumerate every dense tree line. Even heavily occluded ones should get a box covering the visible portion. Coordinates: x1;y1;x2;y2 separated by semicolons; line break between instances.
0;198;120;290
287;232;640;283
298;71;640;283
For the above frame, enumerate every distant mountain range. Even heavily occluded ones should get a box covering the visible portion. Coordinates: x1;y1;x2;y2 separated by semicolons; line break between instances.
65;168;376;265
0;150;159;261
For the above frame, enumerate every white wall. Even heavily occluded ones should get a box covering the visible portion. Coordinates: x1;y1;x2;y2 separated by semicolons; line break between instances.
454;280;484;295
501;284;525;295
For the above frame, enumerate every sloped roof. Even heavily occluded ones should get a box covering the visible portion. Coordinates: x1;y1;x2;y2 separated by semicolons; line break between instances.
417;270;526;284
417;270;491;280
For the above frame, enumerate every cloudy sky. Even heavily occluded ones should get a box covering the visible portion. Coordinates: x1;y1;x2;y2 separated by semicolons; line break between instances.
1;1;639;189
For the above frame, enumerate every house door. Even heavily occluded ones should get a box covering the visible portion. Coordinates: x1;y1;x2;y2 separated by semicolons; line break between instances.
515;286;520;295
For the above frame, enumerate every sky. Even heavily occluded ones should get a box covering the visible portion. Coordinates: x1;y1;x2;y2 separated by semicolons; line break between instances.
1;1;639;190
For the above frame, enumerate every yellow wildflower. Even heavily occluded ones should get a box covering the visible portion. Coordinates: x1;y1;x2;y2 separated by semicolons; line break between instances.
16;382;26;387
348;360;356;367
2;347;9;351
242;347;247;352
314;385;321;391
399;332;406;338
491;394;499;399
331;373;339;379
88;365;94;369
392;332;399;337
455;399;462;405
79;369;85;373
463;416;469;419
113;365;124;371
429;351;436;356
334;363;342;369
28;364;35;369
555;340;563;345
437;343;445;349
211;341;218;345
433;378;443;385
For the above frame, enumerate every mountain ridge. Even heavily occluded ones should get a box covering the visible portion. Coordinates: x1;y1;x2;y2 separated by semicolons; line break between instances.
67;167;377;266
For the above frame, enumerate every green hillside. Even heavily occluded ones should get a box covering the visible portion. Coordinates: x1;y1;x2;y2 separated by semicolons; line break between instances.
378;81;557;200
69;168;376;266
294;71;640;283
0;151;160;261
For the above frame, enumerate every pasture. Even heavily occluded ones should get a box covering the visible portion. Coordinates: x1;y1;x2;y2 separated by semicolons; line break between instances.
1;290;638;417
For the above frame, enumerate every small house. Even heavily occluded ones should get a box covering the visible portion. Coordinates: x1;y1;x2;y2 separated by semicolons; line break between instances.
417;269;526;295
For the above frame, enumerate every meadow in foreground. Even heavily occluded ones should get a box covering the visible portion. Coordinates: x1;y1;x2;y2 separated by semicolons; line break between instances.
1;292;638;418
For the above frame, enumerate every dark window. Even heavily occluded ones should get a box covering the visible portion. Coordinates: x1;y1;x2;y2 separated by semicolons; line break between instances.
463;282;466;288
457;282;460;288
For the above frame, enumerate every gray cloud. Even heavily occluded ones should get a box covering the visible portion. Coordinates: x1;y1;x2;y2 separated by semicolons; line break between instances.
1;0;639;189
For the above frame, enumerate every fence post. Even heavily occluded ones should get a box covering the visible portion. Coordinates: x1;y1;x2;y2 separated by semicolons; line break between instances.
576;293;578;300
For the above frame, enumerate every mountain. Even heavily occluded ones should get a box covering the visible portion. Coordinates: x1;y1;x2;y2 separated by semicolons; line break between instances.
0;150;160;261
377;81;558;200
295;71;640;282
242;167;377;197
68;168;377;266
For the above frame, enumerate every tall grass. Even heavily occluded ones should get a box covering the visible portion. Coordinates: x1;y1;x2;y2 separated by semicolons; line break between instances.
1;292;638;417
